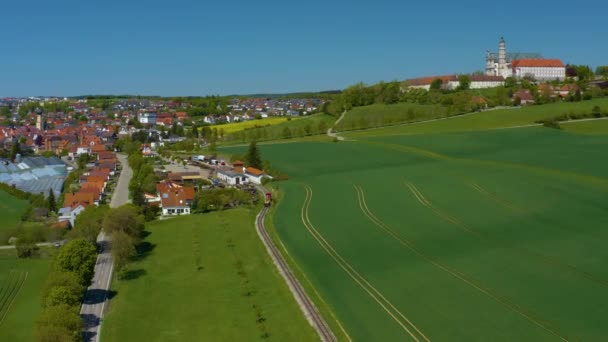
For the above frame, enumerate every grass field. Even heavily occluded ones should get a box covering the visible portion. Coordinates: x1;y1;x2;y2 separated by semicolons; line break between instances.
223;114;336;143
102;208;317;341
561;118;608;135
0;190;29;236
223;126;608;340
208;117;291;134
335;102;449;131
0;250;51;342
342;98;608;138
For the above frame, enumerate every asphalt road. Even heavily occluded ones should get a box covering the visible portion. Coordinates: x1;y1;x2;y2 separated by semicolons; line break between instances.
81;153;132;342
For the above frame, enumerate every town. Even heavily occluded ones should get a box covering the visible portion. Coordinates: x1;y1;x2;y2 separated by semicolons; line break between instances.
1;32;608;342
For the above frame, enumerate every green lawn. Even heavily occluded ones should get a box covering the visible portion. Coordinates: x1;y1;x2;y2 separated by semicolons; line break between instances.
561;118;608;135
343;98;608;138
335;102;449;131
0;190;29;239
102;208;317;341
0;250;51;342
223;127;608;340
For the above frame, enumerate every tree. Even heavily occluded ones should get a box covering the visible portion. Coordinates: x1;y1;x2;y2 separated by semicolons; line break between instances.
596;65;608;79
53;238;97;286
41;271;84;308
457;75;471;90
16;237;39;258
430;78;443;91
111;230;137;274
35;304;82;342
10;141;20;161
244;141;263;169
47;189;57;213
504;77;517;88
102;205;145;239
68;205;109;243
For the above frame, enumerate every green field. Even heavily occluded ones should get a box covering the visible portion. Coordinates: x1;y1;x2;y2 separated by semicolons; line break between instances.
0;190;29;236
224;114;336;143
208;117;290;134
562;118;608;135
0;250;51;341
335;102;449;131
223;126;608;341
342;98;608;138
102;208;317;341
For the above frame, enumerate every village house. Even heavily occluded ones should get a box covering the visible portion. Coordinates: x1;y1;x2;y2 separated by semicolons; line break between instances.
156;181;195;216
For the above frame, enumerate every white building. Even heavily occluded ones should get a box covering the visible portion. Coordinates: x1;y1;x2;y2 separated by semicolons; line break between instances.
511;59;566;81
469;75;505;89
217;169;248;186
138;112;157;125
485;37;565;81
244;167;271;185
58;205;86;228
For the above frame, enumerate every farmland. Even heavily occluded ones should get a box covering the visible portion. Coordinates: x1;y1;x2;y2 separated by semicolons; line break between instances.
0;250;51;341
224;114;335;143
561;118;608;135
342;98;608;138
0;190;29;236
101;208;317;341
207;116;290;134
223;125;608;340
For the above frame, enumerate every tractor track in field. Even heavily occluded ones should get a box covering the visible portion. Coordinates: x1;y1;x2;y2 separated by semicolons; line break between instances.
300;185;429;342
353;184;571;341
405;181;608;289
255;202;336;342
0;270;28;326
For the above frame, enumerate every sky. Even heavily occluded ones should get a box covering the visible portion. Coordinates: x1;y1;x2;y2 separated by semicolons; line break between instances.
1;0;606;97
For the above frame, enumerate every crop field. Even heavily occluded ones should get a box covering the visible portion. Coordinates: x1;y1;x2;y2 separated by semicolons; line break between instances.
561;118;608;135
224;114;336;143
0;250;50;341
207;116;291;134
335;102;449;131
342;98;608;138
102;208;316;341
224;126;608;340
0;190;29;235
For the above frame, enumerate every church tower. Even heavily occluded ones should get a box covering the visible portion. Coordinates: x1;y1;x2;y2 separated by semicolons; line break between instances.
498;37;506;67
35;108;45;131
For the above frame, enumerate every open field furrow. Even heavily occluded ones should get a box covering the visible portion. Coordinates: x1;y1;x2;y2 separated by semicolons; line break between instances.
0;271;19;316
0;272;27;326
468;182;519;211
354;184;571;341
301;185;429;342
406;181;608;289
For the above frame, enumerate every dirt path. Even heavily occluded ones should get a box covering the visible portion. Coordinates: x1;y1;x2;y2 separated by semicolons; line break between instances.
254;186;336;342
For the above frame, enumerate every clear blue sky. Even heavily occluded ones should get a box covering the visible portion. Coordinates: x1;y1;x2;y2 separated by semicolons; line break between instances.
1;0;606;97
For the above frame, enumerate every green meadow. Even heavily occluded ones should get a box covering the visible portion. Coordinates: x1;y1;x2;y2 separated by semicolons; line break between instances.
102;208;316;341
0;250;51;342
0;190;29;237
223;123;608;341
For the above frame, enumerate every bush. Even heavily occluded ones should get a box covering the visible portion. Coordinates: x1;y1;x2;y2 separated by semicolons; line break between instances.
16;239;39;258
543;120;562;130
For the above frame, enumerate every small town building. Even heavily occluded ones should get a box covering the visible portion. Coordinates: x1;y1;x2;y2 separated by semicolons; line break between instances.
217;169;248;185
156;181;195;216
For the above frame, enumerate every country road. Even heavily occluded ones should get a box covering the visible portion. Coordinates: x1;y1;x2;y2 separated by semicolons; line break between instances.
81;153;132;342
254;187;336;342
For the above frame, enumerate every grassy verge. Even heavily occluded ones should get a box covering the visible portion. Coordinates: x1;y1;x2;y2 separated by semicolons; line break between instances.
561;118;608;135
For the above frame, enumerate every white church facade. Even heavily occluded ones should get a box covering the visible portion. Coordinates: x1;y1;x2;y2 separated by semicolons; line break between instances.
485;37;565;81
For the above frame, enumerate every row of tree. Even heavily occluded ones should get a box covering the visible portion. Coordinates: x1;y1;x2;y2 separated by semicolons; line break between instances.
35;238;97;341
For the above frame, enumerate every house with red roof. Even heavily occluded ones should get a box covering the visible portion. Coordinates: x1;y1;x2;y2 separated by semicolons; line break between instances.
512;59;566;81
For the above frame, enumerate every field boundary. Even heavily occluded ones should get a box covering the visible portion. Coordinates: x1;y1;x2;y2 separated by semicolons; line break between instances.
301;185;429;342
405;181;608;289
353;184;570;341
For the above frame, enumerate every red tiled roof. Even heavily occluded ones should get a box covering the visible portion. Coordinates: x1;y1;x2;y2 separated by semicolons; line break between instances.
406;75;457;86
245;167;264;176
512;59;564;68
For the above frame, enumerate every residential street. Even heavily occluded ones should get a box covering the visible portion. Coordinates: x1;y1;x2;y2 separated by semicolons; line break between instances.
80;153;131;342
